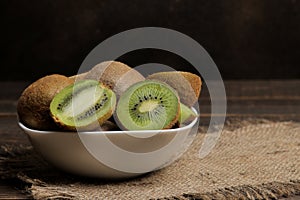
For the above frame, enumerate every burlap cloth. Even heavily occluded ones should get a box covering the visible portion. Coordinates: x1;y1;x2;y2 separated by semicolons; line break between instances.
1;120;300;199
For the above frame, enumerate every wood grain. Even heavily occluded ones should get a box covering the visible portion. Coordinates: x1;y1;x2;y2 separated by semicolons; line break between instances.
0;180;30;200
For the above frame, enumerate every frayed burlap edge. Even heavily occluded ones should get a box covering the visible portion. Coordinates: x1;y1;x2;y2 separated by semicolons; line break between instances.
20;176;300;200
1;119;300;200
14;174;300;200
161;180;300;200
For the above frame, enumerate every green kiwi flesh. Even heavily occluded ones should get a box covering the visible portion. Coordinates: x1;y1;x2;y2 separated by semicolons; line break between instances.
179;103;198;125
116;80;180;130
50;80;116;131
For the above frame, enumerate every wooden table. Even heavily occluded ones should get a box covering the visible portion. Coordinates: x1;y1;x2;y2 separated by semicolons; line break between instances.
0;80;299;199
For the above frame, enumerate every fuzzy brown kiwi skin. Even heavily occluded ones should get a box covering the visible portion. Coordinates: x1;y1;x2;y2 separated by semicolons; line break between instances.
17;74;73;130
84;61;145;97
147;71;202;107
69;72;88;82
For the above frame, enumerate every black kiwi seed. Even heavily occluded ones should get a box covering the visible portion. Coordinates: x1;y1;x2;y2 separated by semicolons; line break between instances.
57;103;62;110
73;90;114;123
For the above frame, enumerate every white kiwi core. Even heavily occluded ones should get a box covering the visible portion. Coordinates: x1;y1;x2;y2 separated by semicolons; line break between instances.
138;100;159;113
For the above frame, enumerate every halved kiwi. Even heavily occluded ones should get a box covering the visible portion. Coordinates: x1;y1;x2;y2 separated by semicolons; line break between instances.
116;80;180;130
50;80;116;131
179;103;198;125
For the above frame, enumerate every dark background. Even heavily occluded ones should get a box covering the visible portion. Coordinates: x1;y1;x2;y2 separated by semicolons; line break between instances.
1;0;299;81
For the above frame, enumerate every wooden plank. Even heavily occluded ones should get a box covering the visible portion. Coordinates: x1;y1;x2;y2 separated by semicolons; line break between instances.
225;80;300;97
199;98;300;105
0;116;31;199
200;80;300;99
0;180;30;200
199;105;300;115
0;116;30;146
0;101;17;114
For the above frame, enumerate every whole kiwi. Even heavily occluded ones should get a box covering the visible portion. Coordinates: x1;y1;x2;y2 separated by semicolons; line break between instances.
147;71;202;107
17;74;73;130
84;61;145;97
69;72;88;82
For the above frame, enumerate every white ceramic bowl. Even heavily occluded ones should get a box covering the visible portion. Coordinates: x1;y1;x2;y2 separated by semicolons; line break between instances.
19;112;199;179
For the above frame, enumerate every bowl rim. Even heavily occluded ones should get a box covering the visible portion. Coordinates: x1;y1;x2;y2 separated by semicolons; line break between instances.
18;108;199;135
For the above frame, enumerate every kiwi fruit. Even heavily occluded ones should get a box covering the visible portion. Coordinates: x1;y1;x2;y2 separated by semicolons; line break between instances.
147;71;202;107
69;72;88;82
116;80;180;130
179;103;198;125
50;80;116;131
17;74;73;130
84;61;145;97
